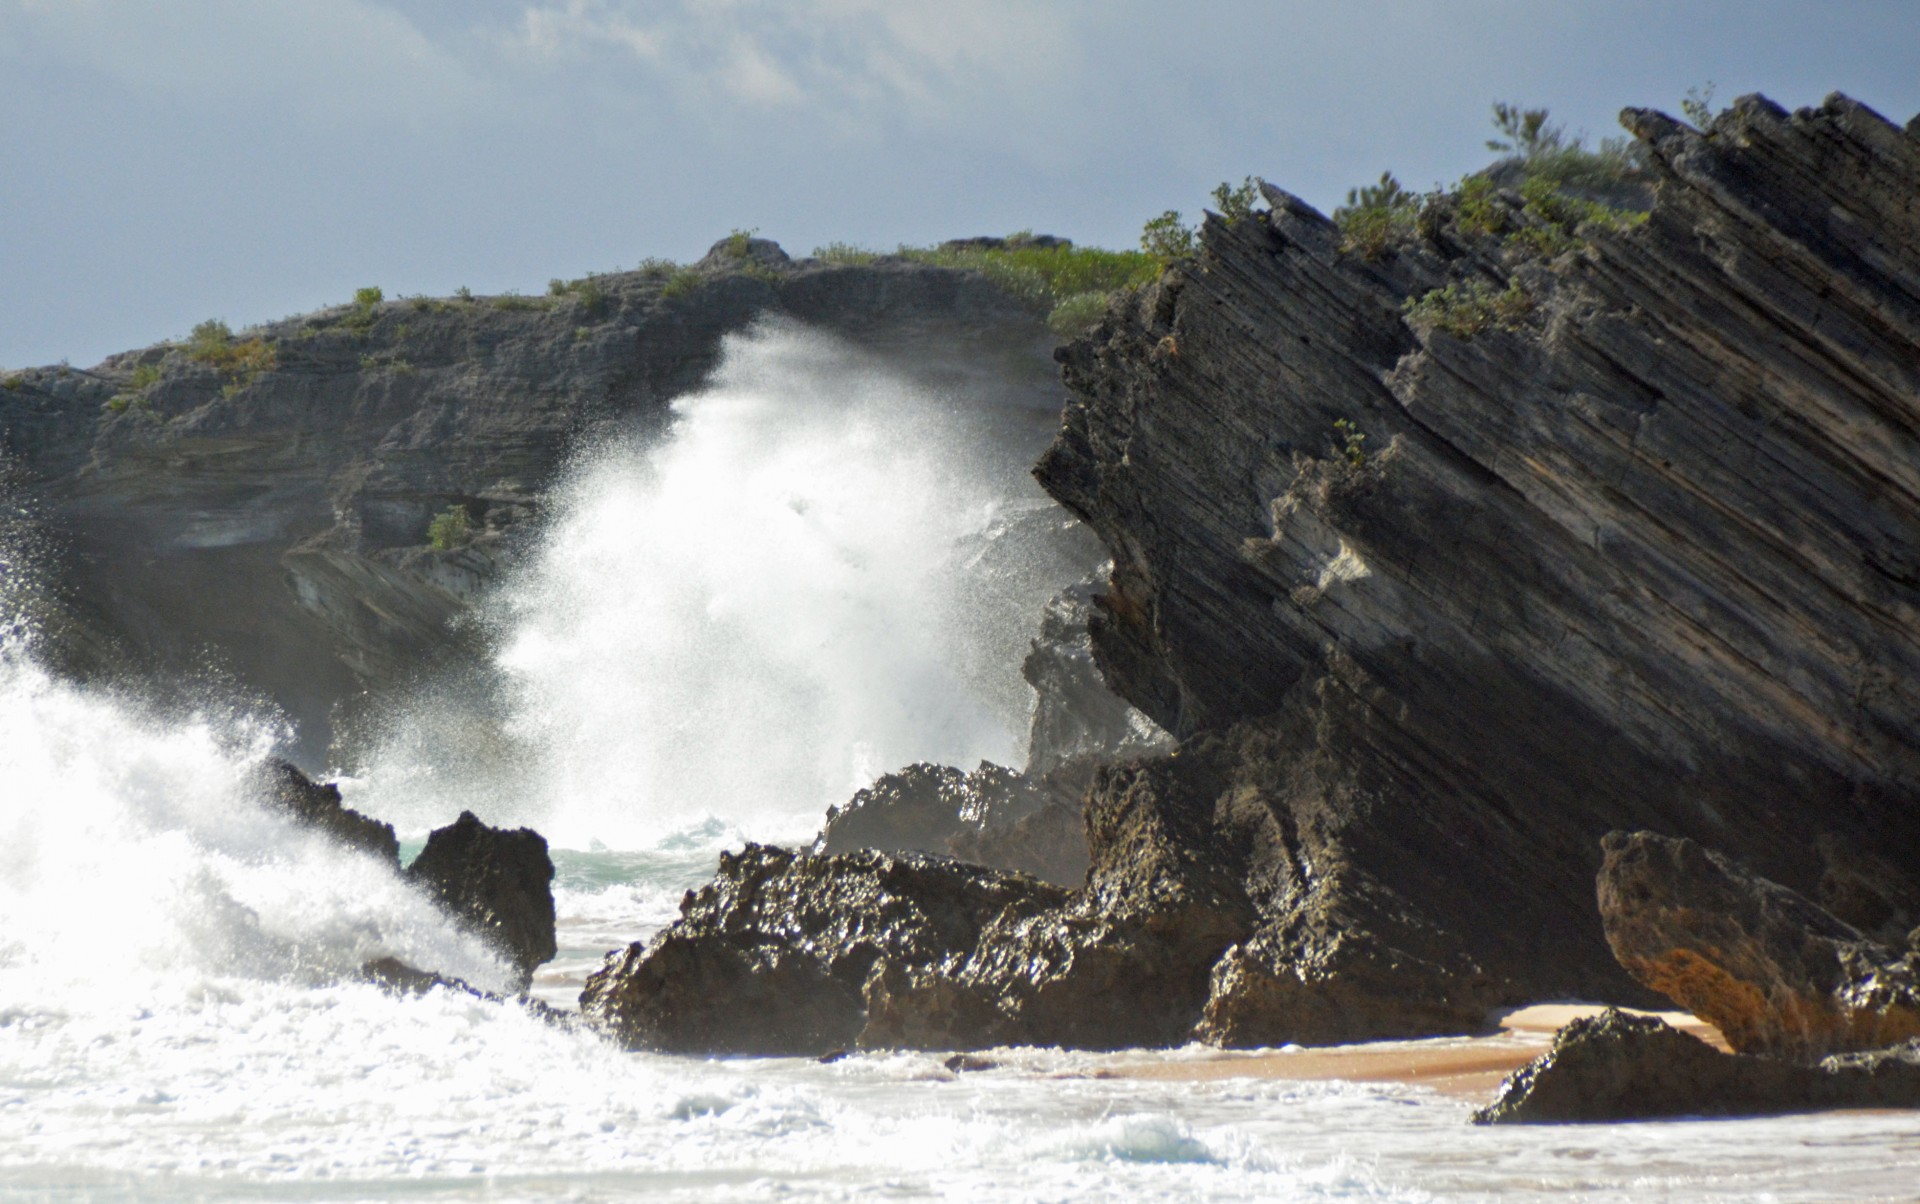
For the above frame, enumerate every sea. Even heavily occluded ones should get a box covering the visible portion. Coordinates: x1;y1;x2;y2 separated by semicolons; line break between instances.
3;325;1916;1201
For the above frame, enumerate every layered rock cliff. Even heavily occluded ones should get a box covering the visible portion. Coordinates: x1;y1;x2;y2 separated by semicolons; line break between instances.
1;240;1066;759
1034;93;1920;1009
584;92;1920;1052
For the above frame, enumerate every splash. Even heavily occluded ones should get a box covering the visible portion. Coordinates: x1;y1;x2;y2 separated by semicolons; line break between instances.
351;320;1092;849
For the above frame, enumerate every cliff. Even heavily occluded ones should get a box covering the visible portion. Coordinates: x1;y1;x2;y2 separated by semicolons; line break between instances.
1;239;1063;758
1033;92;1920;1008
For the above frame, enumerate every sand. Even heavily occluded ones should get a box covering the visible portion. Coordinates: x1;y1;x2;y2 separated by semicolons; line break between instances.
1093;1005;1729;1098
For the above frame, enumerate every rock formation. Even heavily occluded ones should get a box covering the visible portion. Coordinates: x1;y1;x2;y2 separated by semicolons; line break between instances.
1;241;1068;761
1029;93;1920;1012
1474;1008;1920;1124
588;93;1920;1053
261;757;400;864
1597;829;1920;1061
580;844;1067;1054
406;810;558;993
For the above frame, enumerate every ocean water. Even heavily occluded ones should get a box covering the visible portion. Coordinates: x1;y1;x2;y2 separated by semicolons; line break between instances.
3;326;1917;1201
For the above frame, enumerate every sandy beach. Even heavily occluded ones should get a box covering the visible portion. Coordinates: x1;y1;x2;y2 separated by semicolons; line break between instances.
1093;1005;1730;1097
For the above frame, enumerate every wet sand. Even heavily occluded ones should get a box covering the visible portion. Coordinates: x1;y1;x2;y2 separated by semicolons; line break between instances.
1096;1005;1729;1098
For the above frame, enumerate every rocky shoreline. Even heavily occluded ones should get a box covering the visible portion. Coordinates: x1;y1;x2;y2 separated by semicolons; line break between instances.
10;90;1920;1127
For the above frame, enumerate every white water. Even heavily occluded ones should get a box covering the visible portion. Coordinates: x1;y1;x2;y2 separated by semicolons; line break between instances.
347;322;1087;850
3;331;1918;1200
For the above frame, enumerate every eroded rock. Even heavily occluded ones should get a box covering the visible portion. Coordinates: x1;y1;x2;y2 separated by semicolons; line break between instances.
406;811;557;993
1597;830;1920;1060
261;759;399;865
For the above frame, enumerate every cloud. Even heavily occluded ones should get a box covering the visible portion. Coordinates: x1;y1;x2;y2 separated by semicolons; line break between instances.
499;0;1080;120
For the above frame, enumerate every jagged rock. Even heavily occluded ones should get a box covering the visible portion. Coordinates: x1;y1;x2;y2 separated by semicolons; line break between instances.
406;811;557;993
1597;830;1920;1061
579;845;1067;1055
815;761;1089;886
359;956;571;1024
1473;1009;1920;1123
260;758;399;865
1031;93;1920;1013
3;246;1067;759
1019;570;1173;792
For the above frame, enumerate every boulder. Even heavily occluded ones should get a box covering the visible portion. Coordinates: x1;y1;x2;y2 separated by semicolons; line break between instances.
405;811;557;993
260;758;399;865
1597;830;1920;1060
1474;1008;1920;1123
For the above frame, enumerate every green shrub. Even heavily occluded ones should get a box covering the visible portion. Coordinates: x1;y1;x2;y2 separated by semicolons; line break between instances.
129;363;161;391
897;239;1160;321
812;243;878;265
354;286;383;308
1140;210;1196;262
1210;177;1263;226
660;268;703;299
636;258;676;277
455;286;474;301
427;505;473;550
1047;291;1109;337
1333;172;1419;259
185;320;275;390
2;374;21;391
1333;418;1367;467
491;292;541;311
1403;278;1532;337
723;228;756;258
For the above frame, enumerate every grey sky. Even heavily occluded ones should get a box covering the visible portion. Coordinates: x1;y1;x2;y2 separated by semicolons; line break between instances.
4;0;1916;368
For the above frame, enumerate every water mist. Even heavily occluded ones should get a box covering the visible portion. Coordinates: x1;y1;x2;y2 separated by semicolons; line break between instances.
349;320;1096;851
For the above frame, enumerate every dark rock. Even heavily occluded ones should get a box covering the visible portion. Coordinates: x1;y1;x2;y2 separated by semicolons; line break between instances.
816;761;1090;886
260;758;399;865
359;956;572;1025
405;811;557;993
579;845;1067;1055
939;234;1072;254
943;1053;998;1072
1031;93;1920;1014
1019;570;1174;793
1816;832;1920;945
1597;830;1920;1061
1473;1008;1920;1123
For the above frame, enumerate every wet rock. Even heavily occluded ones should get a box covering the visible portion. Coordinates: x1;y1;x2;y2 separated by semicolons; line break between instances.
1597;830;1920;1061
1020;571;1173;786
359;956;572;1025
406;811;557;993
261;759;399;865
580;845;1067;1055
1473;1009;1920;1123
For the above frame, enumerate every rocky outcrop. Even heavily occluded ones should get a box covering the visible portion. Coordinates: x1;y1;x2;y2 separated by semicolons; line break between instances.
1028;93;1920;1014
406;811;557;992
580;845;1067;1055
1473;1008;1920;1124
815;761;1088;886
261;758;399;864
2;240;1068;760
1597;829;1920;1061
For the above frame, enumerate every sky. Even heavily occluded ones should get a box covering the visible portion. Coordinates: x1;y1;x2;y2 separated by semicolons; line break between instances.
4;0;1918;369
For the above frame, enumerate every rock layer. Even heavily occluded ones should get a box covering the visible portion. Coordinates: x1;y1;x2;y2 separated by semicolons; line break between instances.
1597;829;1920;1061
1031;93;1920;1010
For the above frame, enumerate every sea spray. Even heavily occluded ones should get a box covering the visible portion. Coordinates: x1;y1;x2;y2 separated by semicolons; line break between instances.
347;320;1096;850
